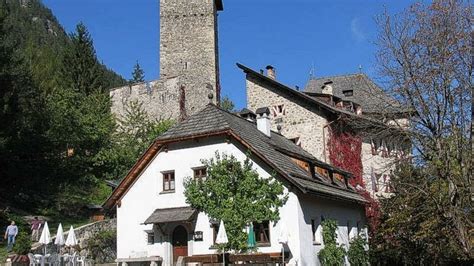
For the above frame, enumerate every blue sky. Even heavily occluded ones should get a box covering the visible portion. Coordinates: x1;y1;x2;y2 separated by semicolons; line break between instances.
43;0;414;109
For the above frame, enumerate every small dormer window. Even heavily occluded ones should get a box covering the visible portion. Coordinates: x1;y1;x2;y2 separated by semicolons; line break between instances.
343;90;353;97
289;137;301;147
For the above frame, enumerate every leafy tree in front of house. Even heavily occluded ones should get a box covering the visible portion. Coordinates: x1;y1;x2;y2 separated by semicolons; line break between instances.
184;152;288;251
318;219;346;266
130;61;145;83
348;235;369;266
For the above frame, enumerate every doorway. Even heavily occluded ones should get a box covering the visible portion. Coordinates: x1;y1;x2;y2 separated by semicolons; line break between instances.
172;225;188;263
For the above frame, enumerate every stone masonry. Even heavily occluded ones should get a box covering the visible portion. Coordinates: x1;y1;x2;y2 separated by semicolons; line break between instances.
245;68;399;197
246;74;329;162
110;0;223;121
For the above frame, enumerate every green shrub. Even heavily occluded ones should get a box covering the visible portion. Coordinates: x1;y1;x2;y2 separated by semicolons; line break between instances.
85;229;116;263
348;235;369;266
12;232;32;255
318;219;346;266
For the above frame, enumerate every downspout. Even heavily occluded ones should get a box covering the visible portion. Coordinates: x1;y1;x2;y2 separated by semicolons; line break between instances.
322;115;342;163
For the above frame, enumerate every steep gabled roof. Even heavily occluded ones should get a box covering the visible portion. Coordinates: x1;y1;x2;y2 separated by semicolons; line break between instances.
236;63;354;117
236;63;408;137
304;74;403;114
103;104;365;209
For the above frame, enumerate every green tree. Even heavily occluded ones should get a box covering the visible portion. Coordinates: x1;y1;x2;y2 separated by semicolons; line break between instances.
184;153;288;251
130;61;145;83
0;5;51;209
348;236;369;266
318;219;346;266
220;96;235;112
44;22;118;215
96;100;174;182
61;22;104;94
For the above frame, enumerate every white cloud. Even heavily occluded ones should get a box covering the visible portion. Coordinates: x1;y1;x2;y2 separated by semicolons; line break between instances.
351;17;365;43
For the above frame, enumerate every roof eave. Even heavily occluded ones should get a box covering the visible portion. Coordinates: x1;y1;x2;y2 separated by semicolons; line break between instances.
236;63;352;117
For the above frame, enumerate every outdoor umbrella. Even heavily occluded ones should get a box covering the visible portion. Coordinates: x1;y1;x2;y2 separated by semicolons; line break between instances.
247;223;256;249
38;221;51;254
54;223;65;252
277;222;289;265
65;226;78;247
215;220;228;266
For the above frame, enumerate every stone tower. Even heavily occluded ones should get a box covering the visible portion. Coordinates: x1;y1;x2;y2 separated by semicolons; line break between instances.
160;0;223;114
110;0;223;121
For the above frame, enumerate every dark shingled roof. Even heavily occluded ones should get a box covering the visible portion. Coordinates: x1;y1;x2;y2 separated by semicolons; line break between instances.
144;207;197;224
158;104;365;203
304;74;403;113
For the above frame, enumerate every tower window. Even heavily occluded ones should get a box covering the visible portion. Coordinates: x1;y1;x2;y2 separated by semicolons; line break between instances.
343;90;353;97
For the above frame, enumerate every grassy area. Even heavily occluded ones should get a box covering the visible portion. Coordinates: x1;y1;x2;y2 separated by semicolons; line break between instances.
0;245;9;263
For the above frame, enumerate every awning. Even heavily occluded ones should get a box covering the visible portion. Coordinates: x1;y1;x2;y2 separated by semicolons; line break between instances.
144;207;197;224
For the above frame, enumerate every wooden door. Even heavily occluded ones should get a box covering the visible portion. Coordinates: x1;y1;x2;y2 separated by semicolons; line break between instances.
172;225;188;263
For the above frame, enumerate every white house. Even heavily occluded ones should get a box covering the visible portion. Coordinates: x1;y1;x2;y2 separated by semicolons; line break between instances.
103;104;367;266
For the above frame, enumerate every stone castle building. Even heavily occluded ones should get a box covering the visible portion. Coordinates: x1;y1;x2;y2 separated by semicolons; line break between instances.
238;64;409;197
110;0;223;121
109;0;408;198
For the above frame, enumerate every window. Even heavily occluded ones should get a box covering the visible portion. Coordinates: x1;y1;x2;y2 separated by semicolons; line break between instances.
312;217;324;245
311;219;323;245
193;167;207;181
146;230;154;245
272;104;286;116
348;221;358;240
162;171;175;191
289;137;301;147
342;90;354;97
211;222;220;244
253;221;270;244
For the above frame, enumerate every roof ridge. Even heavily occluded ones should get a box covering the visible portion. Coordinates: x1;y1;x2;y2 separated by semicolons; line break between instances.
310;73;365;81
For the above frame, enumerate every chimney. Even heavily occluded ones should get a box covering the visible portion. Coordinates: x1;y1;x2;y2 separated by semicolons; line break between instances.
266;65;276;80
321;80;333;95
255;107;271;137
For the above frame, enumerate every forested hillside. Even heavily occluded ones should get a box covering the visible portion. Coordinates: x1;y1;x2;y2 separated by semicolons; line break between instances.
0;0;171;219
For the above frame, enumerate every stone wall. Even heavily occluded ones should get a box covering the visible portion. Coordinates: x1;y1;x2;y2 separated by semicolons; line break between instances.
110;79;180;121
246;74;329;162
110;0;222;122
245;71;402;196
32;219;117;261
74;219;116;249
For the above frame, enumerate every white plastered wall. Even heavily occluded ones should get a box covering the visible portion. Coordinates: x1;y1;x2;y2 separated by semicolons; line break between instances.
116;136;303;265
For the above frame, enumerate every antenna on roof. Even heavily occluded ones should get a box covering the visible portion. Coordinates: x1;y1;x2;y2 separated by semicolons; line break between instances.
309;62;316;80
358;65;363;74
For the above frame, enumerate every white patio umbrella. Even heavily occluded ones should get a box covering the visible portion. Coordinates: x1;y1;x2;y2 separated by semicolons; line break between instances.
215;220;228;266
54;223;65;252
278;222;289;266
65;226;78;247
38;221;51;254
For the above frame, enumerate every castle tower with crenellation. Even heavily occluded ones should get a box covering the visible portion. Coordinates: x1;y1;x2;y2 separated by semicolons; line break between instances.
110;0;223;121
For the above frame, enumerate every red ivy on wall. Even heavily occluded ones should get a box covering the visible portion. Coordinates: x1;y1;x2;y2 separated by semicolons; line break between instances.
328;125;381;234
328;126;364;187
